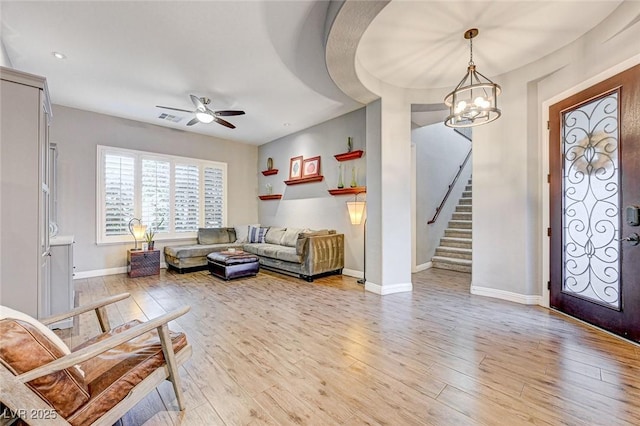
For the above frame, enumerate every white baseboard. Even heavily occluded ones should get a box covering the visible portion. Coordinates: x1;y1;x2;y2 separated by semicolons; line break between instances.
74;267;127;279
414;262;432;272
74;263;168;279
342;268;363;279
471;285;542;305
365;281;413;295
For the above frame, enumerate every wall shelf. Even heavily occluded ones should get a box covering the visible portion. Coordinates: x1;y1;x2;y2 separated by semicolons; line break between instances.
284;175;324;185
258;194;282;200
261;169;279;176
328;187;366;196
334;150;364;161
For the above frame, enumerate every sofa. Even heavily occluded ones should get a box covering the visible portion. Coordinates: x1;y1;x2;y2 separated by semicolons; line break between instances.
164;226;344;281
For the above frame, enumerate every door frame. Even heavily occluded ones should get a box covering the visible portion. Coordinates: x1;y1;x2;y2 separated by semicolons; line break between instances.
540;54;640;308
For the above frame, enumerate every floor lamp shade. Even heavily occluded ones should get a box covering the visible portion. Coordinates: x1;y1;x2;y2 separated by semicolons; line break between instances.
347;201;366;225
128;218;147;251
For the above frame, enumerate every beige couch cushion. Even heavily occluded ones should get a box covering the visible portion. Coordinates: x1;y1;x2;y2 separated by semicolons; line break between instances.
243;244;301;263
198;228;235;245
233;224;260;243
265;227;286;244
165;243;239;259
281;228;306;247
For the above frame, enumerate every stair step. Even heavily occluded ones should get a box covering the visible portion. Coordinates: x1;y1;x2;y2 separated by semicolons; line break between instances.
462;191;472;198
432;256;472;273
459;197;472;205
435;247;472;260
448;220;472;230
465;185;472;191
452;212;472;221
445;228;472;238
456;205;472;213
440;237;472;249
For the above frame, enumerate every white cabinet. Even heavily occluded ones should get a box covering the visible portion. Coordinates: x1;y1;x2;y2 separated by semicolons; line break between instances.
49;236;75;329
0;67;52;318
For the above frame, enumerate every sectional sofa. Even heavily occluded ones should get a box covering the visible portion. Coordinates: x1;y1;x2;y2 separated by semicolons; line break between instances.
164;226;344;281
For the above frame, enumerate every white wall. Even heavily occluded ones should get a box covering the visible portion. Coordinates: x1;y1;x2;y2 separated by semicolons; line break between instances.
413;123;472;266
257;108;366;276
471;1;640;302
50;105;258;275
0;41;12;67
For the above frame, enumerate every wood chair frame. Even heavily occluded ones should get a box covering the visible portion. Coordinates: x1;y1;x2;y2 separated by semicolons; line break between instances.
0;293;192;425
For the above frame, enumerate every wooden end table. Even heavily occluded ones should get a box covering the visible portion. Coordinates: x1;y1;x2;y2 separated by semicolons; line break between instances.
128;249;160;278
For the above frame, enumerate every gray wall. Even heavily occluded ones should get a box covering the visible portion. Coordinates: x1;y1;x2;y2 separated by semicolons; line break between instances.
0;41;11;67
50;105;258;274
413;123;472;266
258;107;366;276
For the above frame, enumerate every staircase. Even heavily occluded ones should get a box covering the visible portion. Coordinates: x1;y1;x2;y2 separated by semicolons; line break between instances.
432;178;472;273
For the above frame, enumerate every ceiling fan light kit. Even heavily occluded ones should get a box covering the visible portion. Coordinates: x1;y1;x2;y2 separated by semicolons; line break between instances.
156;95;245;129
195;111;214;123
444;28;501;128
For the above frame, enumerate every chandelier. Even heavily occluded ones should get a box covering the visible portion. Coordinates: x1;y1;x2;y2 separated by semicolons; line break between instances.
444;28;501;128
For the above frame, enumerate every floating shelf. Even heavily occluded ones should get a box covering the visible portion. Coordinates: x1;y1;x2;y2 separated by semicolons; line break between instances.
334;150;364;161
258;194;282;200
328;187;366;196
284;175;324;185
261;169;279;176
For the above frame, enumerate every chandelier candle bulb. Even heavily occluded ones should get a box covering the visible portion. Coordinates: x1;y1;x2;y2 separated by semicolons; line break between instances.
444;28;501;128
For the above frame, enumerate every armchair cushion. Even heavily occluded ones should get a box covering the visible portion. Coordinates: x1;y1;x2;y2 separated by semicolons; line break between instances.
0;318;89;418
68;319;188;426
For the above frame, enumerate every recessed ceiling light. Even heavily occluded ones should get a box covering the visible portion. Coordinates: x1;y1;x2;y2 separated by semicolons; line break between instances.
52;52;66;60
283;122;291;127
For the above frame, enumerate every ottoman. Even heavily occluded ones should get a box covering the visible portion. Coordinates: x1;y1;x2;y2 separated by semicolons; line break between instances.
207;251;260;280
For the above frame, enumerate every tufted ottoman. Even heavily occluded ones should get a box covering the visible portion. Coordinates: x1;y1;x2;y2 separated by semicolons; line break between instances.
207;251;260;280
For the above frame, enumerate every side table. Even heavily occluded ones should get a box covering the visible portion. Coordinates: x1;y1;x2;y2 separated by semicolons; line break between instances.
128;249;160;278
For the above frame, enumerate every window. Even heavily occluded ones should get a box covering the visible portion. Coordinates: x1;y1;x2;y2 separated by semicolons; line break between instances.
97;146;227;244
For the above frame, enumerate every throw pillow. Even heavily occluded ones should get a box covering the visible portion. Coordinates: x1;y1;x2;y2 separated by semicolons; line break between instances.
0;305;86;378
0;318;90;418
248;226;268;243
234;224;260;243
264;227;286;244
281;227;305;247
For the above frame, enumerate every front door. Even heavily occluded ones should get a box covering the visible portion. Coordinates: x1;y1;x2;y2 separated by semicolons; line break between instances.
549;64;640;343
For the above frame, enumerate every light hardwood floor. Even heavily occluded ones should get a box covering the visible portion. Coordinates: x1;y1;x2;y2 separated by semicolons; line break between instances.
58;268;640;425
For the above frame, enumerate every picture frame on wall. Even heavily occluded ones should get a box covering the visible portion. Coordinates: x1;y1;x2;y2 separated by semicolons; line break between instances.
289;156;303;180
302;156;321;178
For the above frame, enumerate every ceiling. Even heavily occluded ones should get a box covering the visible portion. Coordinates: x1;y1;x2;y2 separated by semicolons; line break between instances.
357;1;622;90
1;1;625;144
0;1;362;145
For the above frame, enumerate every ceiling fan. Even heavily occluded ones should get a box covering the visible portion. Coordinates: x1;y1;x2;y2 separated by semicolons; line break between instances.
156;95;245;129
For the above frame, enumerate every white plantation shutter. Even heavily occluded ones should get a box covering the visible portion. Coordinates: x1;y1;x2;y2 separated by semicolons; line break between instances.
204;166;224;227
174;164;200;232
141;159;170;232
98;146;226;243
104;154;135;236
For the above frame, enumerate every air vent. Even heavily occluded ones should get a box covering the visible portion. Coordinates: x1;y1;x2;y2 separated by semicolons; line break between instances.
158;113;183;123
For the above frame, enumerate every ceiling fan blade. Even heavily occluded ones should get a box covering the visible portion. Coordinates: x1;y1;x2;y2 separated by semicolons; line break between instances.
214;117;236;129
214;110;245;116
186;117;200;126
156;105;194;113
190;94;206;112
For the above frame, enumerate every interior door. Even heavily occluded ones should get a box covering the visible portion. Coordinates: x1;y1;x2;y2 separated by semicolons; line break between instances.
549;64;640;343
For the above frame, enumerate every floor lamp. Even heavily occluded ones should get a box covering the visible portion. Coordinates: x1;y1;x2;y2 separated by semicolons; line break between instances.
347;192;366;285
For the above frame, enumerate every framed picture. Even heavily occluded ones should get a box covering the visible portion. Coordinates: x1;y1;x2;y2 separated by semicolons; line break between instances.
302;156;321;178
289;156;303;180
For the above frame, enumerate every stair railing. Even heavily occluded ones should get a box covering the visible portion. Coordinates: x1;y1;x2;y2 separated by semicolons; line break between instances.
427;147;472;225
